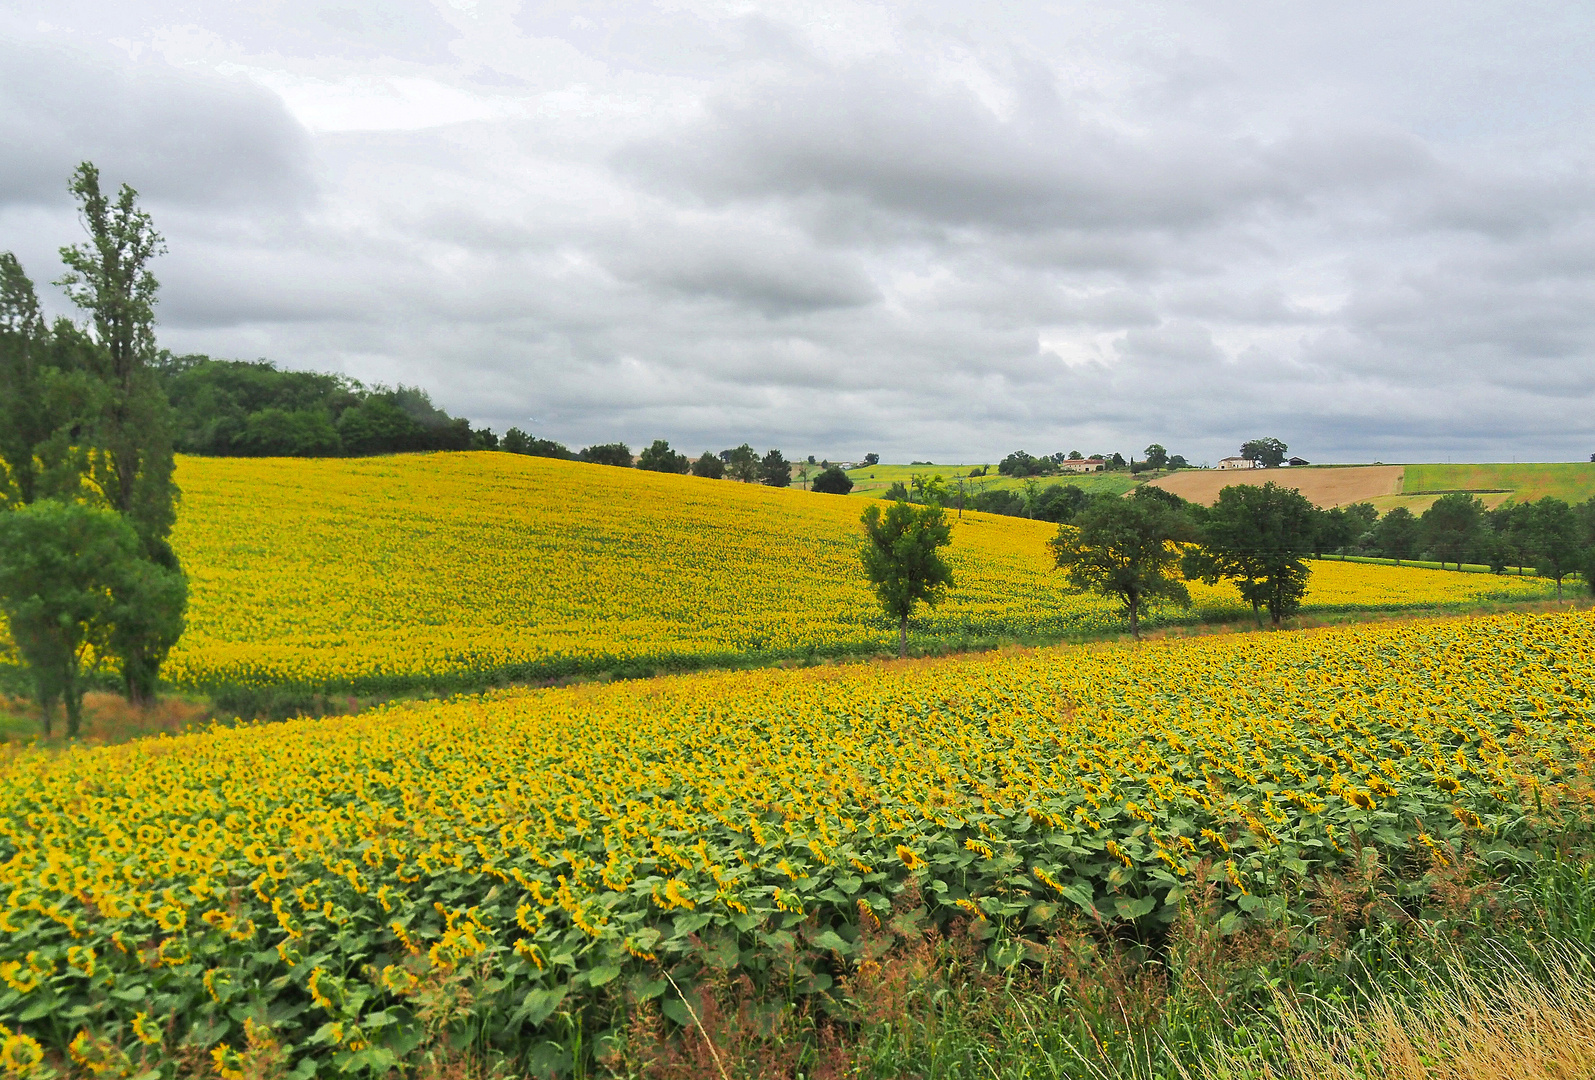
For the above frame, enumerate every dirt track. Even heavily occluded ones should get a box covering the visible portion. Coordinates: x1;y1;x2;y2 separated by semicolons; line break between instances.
1147;465;1404;508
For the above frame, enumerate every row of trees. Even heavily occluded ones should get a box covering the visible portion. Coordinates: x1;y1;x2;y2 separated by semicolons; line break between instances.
857;478;1595;656
1315;493;1595;596
160;356;487;457
500;434;861;494
0;164;189;734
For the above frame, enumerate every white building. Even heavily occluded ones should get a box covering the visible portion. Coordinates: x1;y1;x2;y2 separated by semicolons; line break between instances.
1216;456;1258;470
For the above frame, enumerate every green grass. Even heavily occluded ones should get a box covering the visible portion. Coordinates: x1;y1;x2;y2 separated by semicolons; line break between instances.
1402;462;1595;505
1315;553;1559;576
843;463;1144;500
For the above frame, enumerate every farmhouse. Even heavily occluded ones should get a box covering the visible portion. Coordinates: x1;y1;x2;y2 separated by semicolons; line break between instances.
1216;457;1258;470
1059;457;1107;473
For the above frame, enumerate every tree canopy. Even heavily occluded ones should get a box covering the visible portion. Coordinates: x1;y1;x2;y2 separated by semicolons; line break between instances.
638;439;690;474
1049;493;1191;639
811;466;853;495
1183;482;1315;626
1239;437;1289;468
860;499;954;657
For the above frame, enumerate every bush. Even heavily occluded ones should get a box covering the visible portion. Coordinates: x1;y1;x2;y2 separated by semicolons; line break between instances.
637;439;690;474
811;466;853;495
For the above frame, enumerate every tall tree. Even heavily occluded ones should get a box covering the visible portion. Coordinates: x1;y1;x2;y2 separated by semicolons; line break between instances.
1183;482;1315;626
1419;492;1485;570
1050;493;1191;639
53;164;187;702
638;439;690;474
0;500;141;737
759;449;791;487
1142;443;1169;470
57;163;177;542
690;452;726;479
1527;497;1582;600
1239;438;1289;468
860;499;954;658
724;444;760;482
1374;506;1420;563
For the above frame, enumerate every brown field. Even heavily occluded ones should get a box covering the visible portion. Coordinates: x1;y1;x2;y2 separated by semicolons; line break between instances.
1148;464;1403;508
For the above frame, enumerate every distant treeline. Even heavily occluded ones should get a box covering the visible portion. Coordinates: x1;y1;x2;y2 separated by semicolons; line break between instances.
157;359;853;492
159;355;488;457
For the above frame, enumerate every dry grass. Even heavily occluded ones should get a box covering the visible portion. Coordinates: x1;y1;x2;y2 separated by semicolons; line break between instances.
1148;466;1403;509
1204;947;1595;1080
0;691;212;745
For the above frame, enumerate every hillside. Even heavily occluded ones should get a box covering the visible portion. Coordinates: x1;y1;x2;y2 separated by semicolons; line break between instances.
146;453;1559;695
843;462;1140;499
1150;460;1595;512
1148;464;1403;507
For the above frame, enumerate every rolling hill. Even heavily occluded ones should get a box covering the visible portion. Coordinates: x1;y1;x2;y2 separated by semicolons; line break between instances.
140;453;1560;695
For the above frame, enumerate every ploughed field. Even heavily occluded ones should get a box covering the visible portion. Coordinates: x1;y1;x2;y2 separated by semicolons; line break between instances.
147;454;1558;694
2;609;1592;1073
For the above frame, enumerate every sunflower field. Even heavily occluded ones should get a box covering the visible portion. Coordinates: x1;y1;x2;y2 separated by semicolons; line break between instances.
1;609;1592;1075
133;454;1559;694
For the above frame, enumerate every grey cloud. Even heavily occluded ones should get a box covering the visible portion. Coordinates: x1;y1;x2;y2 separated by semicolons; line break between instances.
0;41;315;210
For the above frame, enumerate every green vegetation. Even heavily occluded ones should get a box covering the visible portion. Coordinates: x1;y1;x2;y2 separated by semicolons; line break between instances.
859;499;955;657
1185;482;1317;626
1049;489;1192;638
1404;461;1595;504
0;162;189;734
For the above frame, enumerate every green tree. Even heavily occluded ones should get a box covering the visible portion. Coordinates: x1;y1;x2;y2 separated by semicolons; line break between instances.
1142;444;1169;470
578;443;633;467
860;499;954;658
811;466;853;495
1183;482;1315;626
724;444;759;482
0;500;141;736
910;473;949;505
1527;497;1583;599
638;439;690;474
1419;492;1485;570
760;449;791;487
1311;506;1355;557
46;165;187;703
690;452;726;479
1374;506;1420;563
1239;437;1289;468
1050;494;1190;639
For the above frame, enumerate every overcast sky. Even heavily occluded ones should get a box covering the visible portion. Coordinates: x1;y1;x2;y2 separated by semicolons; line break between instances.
3;2;1593;464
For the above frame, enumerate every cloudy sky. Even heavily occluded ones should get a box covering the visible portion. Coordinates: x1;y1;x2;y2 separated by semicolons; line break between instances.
3;2;1593;464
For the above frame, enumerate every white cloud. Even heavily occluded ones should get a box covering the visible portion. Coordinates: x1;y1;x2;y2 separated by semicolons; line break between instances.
2;0;1593;464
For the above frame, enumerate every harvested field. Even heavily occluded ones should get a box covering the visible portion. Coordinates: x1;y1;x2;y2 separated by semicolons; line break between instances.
1148;464;1403;508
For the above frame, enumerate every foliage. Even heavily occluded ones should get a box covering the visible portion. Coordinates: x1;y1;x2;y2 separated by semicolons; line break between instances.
638;440;690;475
0;500;142;736
723;444;759;483
159;356;487;458
1374;506;1421;562
500;428;571;459
1049;494;1191;638
998;451;1054;477
862;453;879;466
579;443;633;468
1420;492;1486;570
1239;438;1288;468
689;452;725;479
810;467;852;495
760;449;792;488
2;609;1592;1075
1142;444;1169;469
1185;482;1317;626
2;164;188;708
860;499;954;657
1528;498;1583;598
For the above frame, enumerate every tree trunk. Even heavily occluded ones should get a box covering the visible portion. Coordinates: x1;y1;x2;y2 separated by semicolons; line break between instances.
1128;599;1139;640
899;616;907;659
64;690;82;739
1251;600;1263;628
